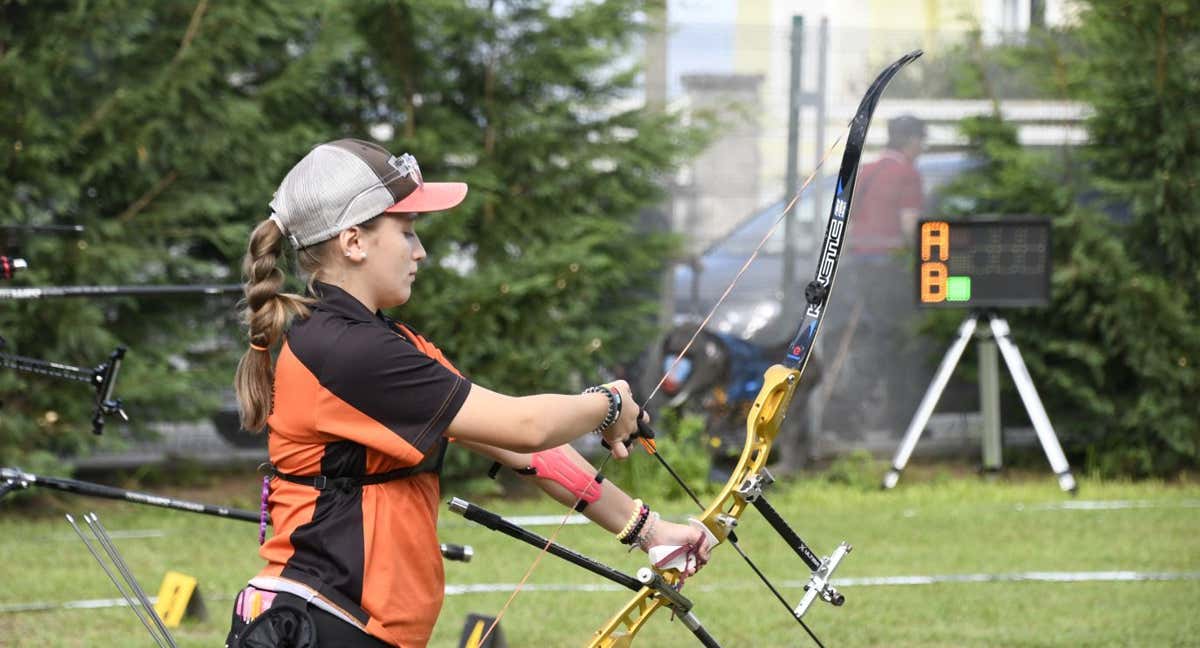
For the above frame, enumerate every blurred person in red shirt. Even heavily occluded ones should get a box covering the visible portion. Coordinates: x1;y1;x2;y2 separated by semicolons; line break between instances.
823;116;928;438
849;115;926;255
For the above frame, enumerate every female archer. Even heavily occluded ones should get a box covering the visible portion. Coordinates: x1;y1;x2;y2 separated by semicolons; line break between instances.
226;138;712;648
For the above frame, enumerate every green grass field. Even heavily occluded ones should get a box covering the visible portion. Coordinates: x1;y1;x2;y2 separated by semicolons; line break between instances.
1;468;1197;647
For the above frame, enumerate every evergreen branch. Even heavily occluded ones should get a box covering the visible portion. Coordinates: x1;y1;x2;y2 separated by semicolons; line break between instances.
73;93;121;143
173;0;210;64
74;1;208;144
117;170;179;223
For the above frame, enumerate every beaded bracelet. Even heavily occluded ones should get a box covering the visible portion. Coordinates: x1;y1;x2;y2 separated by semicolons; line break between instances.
583;383;622;436
633;511;660;552
617;499;644;541
619;503;651;545
624;506;649;544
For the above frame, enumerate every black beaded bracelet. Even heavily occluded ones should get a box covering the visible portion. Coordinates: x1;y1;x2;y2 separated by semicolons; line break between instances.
620;504;650;545
583;384;622;436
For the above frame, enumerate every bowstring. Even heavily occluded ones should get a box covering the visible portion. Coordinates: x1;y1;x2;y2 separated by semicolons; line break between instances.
480;136;845;644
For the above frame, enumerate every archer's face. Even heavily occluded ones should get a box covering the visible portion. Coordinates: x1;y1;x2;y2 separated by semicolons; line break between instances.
364;214;426;309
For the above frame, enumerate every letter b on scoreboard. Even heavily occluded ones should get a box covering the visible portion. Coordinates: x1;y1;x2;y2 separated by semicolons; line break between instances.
919;221;950;304
921;262;948;303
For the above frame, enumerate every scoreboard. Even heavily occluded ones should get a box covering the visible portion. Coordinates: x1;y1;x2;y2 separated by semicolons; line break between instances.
916;218;1052;308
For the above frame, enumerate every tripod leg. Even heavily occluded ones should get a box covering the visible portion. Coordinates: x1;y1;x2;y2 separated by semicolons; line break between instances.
989;317;1077;494
979;337;1003;473
883;315;979;489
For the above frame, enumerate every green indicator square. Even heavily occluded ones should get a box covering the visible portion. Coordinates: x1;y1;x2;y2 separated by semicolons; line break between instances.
947;276;972;302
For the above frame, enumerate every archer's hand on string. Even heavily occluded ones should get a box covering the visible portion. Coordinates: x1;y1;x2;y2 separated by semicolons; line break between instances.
597;380;648;460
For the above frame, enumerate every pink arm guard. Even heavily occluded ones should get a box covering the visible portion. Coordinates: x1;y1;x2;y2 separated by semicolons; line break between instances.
526;446;604;510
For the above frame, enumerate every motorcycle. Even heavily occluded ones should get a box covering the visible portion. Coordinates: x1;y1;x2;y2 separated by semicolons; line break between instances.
652;317;822;481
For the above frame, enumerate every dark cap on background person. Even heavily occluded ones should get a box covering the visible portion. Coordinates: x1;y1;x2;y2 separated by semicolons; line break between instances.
268;139;468;249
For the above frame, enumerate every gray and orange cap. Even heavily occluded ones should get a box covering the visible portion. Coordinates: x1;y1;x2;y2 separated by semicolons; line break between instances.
268;138;468;249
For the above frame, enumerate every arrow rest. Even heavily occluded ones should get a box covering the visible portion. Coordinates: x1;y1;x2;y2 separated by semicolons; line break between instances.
735;468;774;502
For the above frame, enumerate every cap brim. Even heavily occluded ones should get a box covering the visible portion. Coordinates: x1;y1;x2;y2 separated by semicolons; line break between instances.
385;182;468;213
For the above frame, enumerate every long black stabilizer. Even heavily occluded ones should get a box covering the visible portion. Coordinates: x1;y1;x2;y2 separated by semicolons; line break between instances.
448;497;642;592
0;284;242;300
0;352;99;383
0;346;127;434
0;467;252;520
752;495;821;571
449;497;722;647
0;467;472;561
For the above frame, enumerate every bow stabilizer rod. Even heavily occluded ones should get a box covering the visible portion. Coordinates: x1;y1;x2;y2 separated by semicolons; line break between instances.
1;467;259;521
0;468;478;560
449;497;642;591
0;283;242;300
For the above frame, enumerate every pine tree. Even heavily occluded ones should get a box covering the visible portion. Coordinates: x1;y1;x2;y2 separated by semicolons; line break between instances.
0;1;356;470
1;1;702;473
927;0;1200;476
1061;0;1200;474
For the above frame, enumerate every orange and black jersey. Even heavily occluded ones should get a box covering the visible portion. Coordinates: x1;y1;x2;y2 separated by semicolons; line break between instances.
253;281;470;647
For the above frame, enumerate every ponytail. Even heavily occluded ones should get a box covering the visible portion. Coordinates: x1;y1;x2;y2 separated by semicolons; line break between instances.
234;219;316;432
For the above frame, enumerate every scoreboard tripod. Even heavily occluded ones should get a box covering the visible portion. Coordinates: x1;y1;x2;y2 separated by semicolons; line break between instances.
882;218;1077;493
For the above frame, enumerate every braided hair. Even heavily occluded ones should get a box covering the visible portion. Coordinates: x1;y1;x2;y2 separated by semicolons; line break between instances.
232;219;316;432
